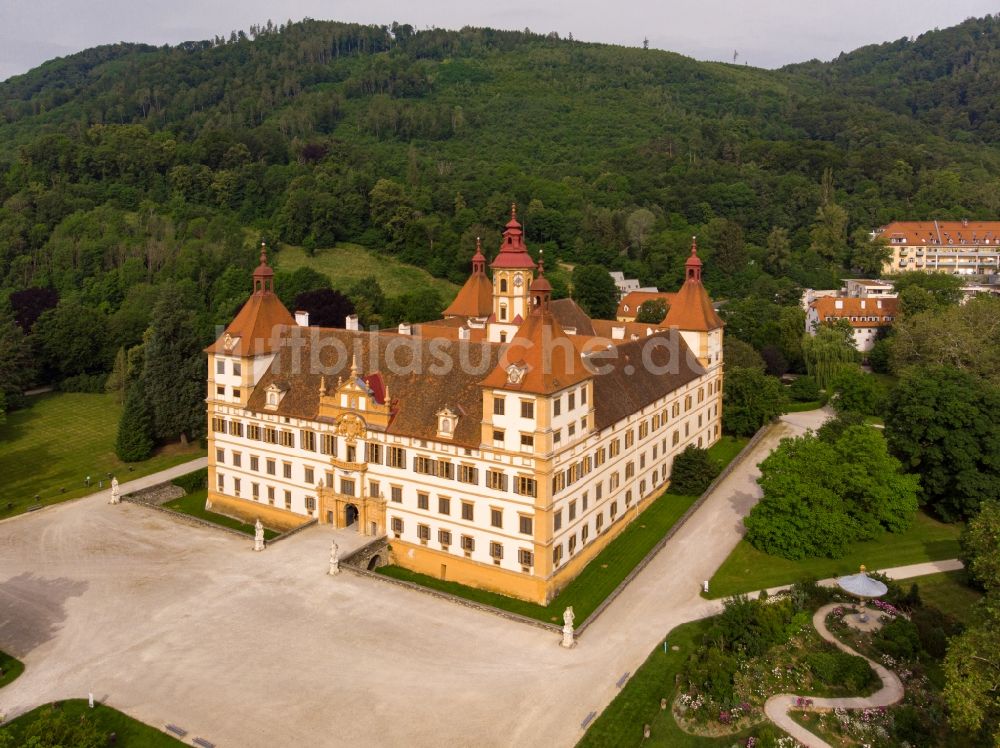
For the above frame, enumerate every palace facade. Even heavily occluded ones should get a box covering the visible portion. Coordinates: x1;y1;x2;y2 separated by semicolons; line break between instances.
205;209;724;604
876;220;1000;276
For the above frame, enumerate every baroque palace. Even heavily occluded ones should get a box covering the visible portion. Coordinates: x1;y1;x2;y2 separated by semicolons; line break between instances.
206;208;724;604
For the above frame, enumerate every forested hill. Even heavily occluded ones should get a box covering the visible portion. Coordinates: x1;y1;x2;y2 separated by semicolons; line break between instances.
787;14;1000;145
2;18;1000;399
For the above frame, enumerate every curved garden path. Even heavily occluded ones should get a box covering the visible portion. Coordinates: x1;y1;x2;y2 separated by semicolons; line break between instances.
763;603;904;748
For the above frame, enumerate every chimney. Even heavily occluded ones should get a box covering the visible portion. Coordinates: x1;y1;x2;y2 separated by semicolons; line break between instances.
860;299;866;310
345;314;359;331
611;326;625;340
877;299;882;309
398;322;412;335
458;327;470;340
834;299;843;310
295;310;310;327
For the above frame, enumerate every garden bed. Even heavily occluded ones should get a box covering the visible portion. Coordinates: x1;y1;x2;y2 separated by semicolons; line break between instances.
0;650;24;689
0;699;184;746
162;489;280;540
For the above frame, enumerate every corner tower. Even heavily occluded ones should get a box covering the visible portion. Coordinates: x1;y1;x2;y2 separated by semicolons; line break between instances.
663;237;724;371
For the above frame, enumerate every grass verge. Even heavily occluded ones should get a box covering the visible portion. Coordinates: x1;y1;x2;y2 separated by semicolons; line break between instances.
0;699;183;746
910;570;983;626
162;489;280;540
578;619;755;747
784;400;823;413
0;650;24;689
0;392;203;520
708;511;962;599
378;436;750;625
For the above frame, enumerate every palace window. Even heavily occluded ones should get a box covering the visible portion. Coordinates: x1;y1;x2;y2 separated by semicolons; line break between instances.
438;529;452;548
610;501;618;519
250;455;259;472
461;535;475;553
391;486;402;503
212;417;226;433
553;544;563;566
672;430;680;446
582;524;590;543
417;493;429;510
414;456;434;475
625;489;633;506
304;467;314;484
283;463;292;479
554;398;561;417
216;448;225;464
490;507;503;528
569;500;577;521
438;497;451;515
233;389;241;399
267;486;275;504
264;427;277;444
554;510;563;531
580;386;587;405
596;447;606;466
610;439;620;458
346;445;357;463
490;541;504;560
216;359;225;375
625;430;635;448
284;490;291;510
436;461;454;480
568;392;576;409
230;421;243;437
596;513;604;532
233;362;241;377
232;452;242;468
492;429;504;445
252;483;260;500
216;385;225;397
366;443;382;464
595;481;603;500
499;304;507;321
217;473;225;492
639;422;649;439
518;549;534;567
279;431;295;448
266;459;276;476
553;430;562;445
387;446;405;468
486;471;508;492
569;535;577;555
568;423;576;437
519;515;533;535
417;524;430;543
493;397;505;416
520;434;534;448
582;491;589;511
461;502;474;521
391;517;403;536
520;400;534;419
233;478;241;497
552;472;566;494
340;479;355;497
610;473;620;490
515;476;537;498
459;465;478;485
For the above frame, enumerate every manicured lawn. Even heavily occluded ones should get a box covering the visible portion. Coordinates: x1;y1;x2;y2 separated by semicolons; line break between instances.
784;400;824;413
0;650;24;689
707;435;749;469
578;619;755;747
0;699;183;746
911;570;983;626
708;511;963;599
162;489;280;540
0;392;203;520
277;242;460;299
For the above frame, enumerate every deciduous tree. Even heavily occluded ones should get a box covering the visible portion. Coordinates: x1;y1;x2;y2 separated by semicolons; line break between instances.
723;367;787;436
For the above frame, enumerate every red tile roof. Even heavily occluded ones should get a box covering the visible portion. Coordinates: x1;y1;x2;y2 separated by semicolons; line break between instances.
490;205;536;269
616;291;675;320
879;220;1000;246
810;296;899;328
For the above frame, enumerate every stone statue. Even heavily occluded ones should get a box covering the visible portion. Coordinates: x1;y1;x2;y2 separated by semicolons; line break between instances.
109;476;120;505
561;606;576;648
328;541;340;575
253;519;265;552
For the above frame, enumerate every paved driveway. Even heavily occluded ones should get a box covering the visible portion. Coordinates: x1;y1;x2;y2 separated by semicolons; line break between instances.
0;411;830;747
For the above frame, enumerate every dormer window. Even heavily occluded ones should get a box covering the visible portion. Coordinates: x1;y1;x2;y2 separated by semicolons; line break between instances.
437;407;458;439
264;382;289;411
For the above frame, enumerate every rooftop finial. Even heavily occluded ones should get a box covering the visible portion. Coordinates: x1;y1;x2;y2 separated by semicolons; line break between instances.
350;353;359;379
511;202;517;221
538;247;545;275
690;236;698;256
260;240;268;266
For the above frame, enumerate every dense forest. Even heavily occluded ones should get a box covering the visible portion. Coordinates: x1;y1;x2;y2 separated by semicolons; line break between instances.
2;15;1000;429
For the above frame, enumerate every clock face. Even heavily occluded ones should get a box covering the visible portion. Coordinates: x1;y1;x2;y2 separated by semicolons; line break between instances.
513;274;523;288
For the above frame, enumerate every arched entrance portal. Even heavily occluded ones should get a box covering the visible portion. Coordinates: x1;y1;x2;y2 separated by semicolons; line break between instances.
345;504;359;527
367;555;381;571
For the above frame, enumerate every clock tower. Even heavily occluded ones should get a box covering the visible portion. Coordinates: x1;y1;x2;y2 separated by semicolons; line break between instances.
489;204;536;342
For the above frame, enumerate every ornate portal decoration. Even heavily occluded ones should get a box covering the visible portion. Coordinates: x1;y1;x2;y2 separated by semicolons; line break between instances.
336;414;366;443
223;333;234;352
506;364;526;385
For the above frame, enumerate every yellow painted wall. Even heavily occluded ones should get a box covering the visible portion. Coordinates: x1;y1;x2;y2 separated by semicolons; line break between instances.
390;540;550;606
206;490;308;532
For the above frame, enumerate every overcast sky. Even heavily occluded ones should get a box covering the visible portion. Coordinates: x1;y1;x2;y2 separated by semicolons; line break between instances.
1;0;996;82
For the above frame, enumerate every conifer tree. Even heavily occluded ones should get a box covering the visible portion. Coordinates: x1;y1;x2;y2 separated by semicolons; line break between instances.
115;385;155;462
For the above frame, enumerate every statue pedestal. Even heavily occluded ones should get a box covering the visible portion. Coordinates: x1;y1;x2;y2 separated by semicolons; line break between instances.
328;561;340;576
560;625;576;648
